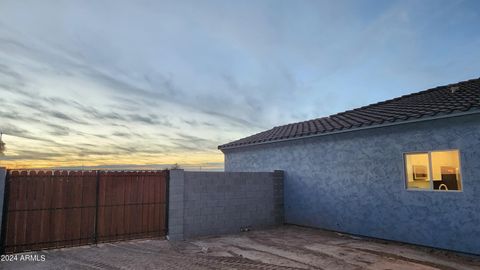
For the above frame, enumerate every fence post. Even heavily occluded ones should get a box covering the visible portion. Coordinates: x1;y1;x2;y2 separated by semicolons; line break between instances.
165;170;170;236
0;168;7;254
93;170;100;244
166;169;184;241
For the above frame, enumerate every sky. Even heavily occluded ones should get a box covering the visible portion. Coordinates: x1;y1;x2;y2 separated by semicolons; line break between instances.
0;0;479;170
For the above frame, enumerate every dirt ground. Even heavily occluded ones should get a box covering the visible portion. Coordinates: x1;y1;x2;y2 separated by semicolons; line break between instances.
1;225;479;270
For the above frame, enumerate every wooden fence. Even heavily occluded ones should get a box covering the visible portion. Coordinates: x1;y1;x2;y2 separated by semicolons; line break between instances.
0;170;168;254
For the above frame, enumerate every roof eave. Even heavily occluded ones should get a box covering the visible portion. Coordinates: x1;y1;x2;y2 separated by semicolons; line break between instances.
218;108;480;151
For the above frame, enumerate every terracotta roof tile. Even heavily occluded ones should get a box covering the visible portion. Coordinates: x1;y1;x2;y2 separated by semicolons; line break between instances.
219;77;480;149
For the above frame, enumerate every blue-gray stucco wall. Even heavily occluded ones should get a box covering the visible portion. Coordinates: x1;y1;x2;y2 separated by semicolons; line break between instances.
223;114;480;255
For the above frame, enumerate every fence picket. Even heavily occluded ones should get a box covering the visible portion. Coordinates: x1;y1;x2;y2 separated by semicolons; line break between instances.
1;170;167;254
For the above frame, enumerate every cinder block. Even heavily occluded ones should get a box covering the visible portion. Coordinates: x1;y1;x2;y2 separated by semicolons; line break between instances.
167;233;184;241
170;215;184;223
169;209;184;219
168;225;184;235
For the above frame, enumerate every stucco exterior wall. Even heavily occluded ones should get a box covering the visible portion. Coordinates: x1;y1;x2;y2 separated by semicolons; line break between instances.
223;114;480;255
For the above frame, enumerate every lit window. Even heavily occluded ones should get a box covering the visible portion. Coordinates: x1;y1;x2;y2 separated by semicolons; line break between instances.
404;150;462;191
405;153;431;190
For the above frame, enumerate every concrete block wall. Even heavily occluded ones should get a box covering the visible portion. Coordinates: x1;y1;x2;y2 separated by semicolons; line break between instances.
167;170;284;240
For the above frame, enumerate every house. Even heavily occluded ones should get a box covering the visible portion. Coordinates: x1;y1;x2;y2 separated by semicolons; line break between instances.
218;77;480;255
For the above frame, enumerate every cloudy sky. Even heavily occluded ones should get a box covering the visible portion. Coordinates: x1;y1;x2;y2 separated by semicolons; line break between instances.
0;0;479;169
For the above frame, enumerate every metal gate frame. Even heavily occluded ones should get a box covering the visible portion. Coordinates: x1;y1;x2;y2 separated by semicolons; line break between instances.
0;171;10;254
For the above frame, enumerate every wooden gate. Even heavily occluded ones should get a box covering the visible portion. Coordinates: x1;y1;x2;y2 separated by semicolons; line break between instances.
0;170;168;254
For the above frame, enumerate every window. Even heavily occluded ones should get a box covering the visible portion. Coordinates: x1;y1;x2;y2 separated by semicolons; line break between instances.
404;150;462;191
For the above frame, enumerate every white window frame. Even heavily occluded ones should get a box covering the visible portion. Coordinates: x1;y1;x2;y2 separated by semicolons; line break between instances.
403;149;463;192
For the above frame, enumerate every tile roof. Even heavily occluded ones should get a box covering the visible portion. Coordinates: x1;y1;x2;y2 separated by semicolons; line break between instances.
219;77;480;150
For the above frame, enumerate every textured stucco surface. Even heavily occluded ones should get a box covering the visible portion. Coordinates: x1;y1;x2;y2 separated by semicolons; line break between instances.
168;170;284;240
223;114;480;255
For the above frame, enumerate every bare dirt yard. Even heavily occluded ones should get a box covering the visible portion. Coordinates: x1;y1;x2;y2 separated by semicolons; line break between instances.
2;225;479;270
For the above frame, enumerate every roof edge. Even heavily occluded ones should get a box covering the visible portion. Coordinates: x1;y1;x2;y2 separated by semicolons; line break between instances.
218;109;480;151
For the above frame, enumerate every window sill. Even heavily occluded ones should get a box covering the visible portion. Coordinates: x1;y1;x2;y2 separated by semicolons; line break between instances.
405;188;463;193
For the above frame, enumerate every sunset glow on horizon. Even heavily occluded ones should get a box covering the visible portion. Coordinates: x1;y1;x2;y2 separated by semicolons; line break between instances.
1;1;479;170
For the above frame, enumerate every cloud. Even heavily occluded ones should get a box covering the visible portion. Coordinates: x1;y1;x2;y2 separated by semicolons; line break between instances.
0;0;479;168
49;111;84;123
112;131;131;138
46;123;70;136
1;150;64;161
128;114;173;127
1;123;53;143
